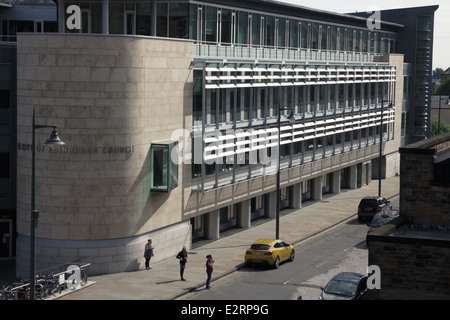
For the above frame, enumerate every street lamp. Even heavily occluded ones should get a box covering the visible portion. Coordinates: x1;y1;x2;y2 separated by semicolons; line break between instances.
276;109;296;239
30;107;65;300
437;96;449;136
378;100;392;197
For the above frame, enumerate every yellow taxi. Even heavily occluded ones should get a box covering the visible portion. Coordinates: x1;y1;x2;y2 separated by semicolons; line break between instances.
244;239;295;269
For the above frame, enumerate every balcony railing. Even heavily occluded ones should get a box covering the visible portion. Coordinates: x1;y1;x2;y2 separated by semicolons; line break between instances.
194;42;378;63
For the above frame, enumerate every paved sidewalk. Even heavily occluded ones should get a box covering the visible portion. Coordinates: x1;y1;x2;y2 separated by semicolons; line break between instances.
2;176;400;300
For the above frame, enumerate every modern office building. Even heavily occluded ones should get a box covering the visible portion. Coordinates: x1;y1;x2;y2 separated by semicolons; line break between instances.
351;5;439;144
0;1;437;277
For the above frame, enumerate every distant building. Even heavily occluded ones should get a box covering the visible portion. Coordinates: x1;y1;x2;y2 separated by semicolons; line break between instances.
441;67;450;83
430;95;450;126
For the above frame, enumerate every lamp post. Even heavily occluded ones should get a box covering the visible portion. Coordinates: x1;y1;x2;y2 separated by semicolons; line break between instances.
437;96;449;136
378;100;392;197
30;107;65;300
276;108;296;239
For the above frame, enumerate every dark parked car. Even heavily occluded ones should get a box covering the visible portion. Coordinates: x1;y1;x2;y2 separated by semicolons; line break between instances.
357;196;391;222
319;272;368;300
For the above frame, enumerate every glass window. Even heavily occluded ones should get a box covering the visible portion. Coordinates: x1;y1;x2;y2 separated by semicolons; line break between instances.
347;84;354;109
169;3;189;39
193;70;203;123
319;85;327;112
311;22;319;50
251;13;261;46
290;21;299;48
361;31;368;53
297;86;305;114
355;30;361;52
417;15;431;31
320;25;327;51
338;84;345;109
125;11;135;35
300;23;308;49
347;29;354;52
265;15;275;47
109;3;124;34
136;2;152;36
338;28;345;52
189;4;198;40
242;87;250;120
329;25;337;51
237;11;249;45
91;2;103;33
157;2;168;37
150;142;178;193
204;6;217;42
220;9;232;44
278;18;286;48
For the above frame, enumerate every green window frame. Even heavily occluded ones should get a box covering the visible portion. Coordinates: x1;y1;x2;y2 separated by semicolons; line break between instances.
150;142;178;193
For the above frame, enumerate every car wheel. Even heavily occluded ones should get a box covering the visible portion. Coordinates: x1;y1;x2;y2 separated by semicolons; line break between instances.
273;256;280;269
289;249;295;262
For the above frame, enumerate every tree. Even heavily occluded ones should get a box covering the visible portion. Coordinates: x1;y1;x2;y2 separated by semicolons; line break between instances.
434;78;450;95
433;68;444;80
430;117;450;136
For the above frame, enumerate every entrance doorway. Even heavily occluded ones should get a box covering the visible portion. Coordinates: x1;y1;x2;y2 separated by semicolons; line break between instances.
0;219;12;259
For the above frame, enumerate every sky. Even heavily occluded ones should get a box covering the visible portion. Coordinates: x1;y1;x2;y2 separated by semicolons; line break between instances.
281;0;449;70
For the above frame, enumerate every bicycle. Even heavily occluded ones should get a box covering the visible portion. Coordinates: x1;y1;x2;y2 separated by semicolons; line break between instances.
42;273;62;297
0;285;16;300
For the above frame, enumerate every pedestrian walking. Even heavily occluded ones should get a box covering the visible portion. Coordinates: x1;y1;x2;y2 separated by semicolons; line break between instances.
205;254;214;289
144;239;154;270
176;246;188;281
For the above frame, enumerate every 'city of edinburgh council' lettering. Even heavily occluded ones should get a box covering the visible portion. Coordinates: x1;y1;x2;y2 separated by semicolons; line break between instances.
17;143;134;154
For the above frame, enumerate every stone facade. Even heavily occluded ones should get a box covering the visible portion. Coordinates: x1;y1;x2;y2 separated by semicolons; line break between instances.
367;132;450;299
399;132;450;225
368;219;450;300
15;33;193;276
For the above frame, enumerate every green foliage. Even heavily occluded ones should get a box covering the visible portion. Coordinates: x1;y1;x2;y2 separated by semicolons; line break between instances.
434;78;450;95
430;117;450;136
433;68;444;80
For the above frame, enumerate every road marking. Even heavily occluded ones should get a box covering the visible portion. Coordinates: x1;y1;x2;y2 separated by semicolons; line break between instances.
316;261;326;268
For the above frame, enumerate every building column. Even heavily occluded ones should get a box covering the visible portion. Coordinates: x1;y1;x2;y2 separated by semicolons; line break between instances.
265;191;277;218
102;0;109;34
289;183;302;209
311;176;323;201
58;0;65;33
238;199;251;228
349;165;358;189
151;0;157;36
366;162;372;184
361;162;368;186
205;210;220;240
330;170;341;194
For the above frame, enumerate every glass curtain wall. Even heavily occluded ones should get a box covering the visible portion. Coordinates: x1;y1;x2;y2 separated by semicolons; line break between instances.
60;1;395;55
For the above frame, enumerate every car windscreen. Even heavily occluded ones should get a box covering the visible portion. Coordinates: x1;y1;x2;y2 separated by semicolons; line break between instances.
324;279;357;297
250;244;271;250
